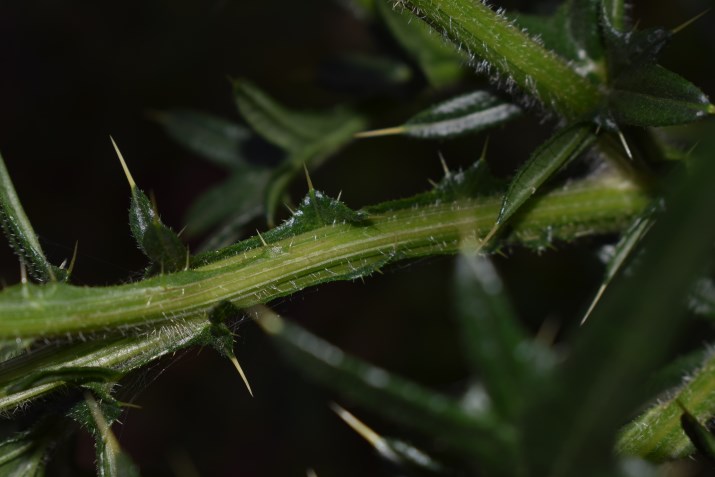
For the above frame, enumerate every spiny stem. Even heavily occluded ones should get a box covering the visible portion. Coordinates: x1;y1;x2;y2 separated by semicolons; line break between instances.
0;177;648;337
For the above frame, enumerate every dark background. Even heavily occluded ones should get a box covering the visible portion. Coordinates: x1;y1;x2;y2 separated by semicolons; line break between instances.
0;1;713;475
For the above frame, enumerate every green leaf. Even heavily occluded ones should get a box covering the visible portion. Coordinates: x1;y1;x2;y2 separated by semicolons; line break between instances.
489;124;596;241
255;306;515;471
0;428;53;477
454;254;552;420
151;109;250;169
112;139;188;273
184;166;270;238
374;0;464;87
399;0;603;119
81;392;140;477
609;64;713;127
234;80;359;153
0;153;67;283
357;90;521;139
523;137;715;476
601;17;671;80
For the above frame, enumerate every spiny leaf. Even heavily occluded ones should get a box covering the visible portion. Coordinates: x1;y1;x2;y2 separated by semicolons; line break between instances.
581;200;659;324
204;302;253;396
374;0;464;87
485;123;596;244
150;109;250;169
0;153;67;283
454;254;553;421
356;90;521;139
112;138;188;273
609;64;713;127
83;392;140;477
524;136;715;476
255;306;515;472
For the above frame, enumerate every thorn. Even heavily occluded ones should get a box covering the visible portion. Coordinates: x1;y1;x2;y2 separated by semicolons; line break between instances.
184;247;191;271
117;401;143;410
330;403;398;462
67;240;79;277
303;163;314;192
438;152;451;178
59;259;67;270
229;354;254;397
580;283;606;325
256;230;268;247
306;469;318;477
336;190;343;202
353;126;406;139
479;136;490;161
617;130;633;160
177;225;188;238
672;9;710;35
284;203;295;215
479;223;500;252
110;136;136;189
427;178;439;188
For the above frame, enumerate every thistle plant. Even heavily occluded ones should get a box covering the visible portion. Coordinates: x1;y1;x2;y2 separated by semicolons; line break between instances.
0;0;714;475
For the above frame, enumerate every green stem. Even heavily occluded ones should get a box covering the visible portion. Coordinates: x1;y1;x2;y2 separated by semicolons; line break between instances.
397;0;603;119
0;177;646;337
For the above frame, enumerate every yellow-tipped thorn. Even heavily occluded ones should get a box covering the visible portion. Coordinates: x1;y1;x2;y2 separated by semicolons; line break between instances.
672;8;711;35
331;403;384;449
580;283;606;326
353;126;406;139
67;240;79;277
256;229;268;247
110;136;136;189
229;354;254;397
303;163;315;192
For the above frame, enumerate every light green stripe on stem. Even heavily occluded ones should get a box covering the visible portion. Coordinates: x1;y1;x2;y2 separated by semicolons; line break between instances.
0;178;647;337
397;0;603;119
